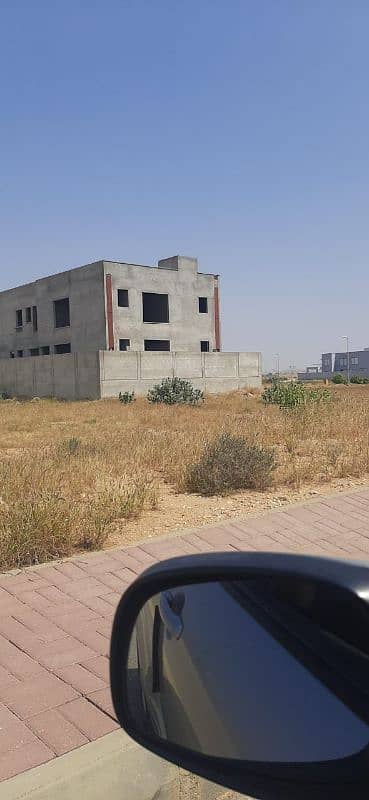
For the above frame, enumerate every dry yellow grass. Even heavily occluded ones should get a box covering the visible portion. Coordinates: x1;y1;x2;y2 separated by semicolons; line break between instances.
0;386;369;570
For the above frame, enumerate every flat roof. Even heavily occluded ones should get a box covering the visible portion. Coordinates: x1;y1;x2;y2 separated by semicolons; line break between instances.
0;258;216;294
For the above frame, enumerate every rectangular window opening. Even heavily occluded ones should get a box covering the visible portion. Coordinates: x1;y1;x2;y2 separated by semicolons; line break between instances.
32;306;38;332
119;339;130;351
54;343;71;354
201;340;210;352
144;340;170;352
54;298;70;328
30;348;39;357
199;297;208;313
142;292;169;323
41;346;50;355
16;309;23;328
26;307;31;323
17;350;23;358
118;289;129;307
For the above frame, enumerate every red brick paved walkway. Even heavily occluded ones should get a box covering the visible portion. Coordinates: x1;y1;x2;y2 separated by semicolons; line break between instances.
1;488;369;781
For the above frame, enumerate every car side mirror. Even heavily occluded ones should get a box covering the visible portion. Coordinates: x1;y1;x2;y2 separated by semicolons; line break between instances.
110;552;369;799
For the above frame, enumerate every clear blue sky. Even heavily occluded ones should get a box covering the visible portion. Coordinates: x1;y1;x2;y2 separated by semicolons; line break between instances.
2;1;369;371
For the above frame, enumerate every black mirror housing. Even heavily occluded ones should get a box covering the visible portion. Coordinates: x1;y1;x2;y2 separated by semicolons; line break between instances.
110;552;369;800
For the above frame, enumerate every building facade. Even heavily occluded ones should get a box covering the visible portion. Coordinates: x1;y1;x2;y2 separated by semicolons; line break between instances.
298;348;369;381
329;349;369;379
0;255;221;360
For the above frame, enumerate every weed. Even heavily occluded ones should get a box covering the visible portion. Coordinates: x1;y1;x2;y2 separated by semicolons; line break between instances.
119;391;135;404
262;380;330;409
185;433;276;495
0;448;156;569
1;387;369;569
64;437;80;455
148;377;203;405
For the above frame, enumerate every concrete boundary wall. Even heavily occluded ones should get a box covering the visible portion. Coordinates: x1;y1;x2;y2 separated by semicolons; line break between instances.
0;352;100;400
99;351;262;397
0;351;262;399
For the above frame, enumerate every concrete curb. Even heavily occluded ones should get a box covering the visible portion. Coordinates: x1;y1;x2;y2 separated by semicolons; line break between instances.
1;730;179;800
12;481;369;579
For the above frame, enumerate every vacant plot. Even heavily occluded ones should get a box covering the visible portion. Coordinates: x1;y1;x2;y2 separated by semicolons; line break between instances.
0;386;369;570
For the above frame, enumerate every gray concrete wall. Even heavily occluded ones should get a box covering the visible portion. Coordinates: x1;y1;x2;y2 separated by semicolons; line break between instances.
99;351;262;397
0;262;107;359
0;352;100;400
0;351;261;400
297;371;324;382
104;257;217;353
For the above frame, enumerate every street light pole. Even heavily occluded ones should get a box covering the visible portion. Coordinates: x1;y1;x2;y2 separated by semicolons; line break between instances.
342;336;349;384
274;353;280;379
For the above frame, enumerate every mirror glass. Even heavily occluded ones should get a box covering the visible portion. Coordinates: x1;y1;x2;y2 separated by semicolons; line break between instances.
126;575;369;763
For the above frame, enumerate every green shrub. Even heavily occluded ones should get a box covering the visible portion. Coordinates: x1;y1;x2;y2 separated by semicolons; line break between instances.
331;373;347;384
0;391;10;400
119;390;135;404
64;437;80;455
262;380;330;409
185;433;276;496
148;377;203;405
350;375;369;384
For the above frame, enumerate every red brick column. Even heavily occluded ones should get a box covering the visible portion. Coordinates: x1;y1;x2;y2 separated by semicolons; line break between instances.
105;274;114;351
214;275;221;351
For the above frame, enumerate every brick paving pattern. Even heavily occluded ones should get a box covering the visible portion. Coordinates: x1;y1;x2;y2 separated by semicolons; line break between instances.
1;488;369;781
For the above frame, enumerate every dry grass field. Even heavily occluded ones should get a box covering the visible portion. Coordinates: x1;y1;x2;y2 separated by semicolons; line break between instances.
1;386;369;570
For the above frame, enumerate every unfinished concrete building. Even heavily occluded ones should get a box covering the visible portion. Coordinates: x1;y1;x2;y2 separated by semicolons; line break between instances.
0;256;220;359
0;255;261;398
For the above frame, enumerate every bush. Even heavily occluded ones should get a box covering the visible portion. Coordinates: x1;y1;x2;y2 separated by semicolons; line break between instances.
350;375;369;384
119;390;135;404
185;433;276;496
331;373;348;384
262;380;330;409
0;391;10;400
148;377;203;405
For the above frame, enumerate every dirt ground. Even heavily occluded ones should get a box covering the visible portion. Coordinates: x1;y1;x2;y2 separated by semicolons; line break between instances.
2;390;369;570
106;474;369;548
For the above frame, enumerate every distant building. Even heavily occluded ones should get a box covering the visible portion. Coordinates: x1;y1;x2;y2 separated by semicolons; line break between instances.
298;348;369;381
331;349;369;378
297;365;323;381
321;353;333;375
